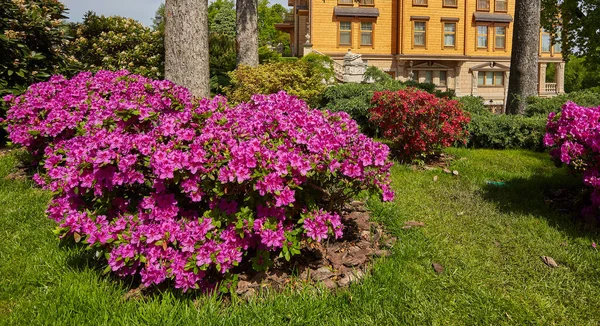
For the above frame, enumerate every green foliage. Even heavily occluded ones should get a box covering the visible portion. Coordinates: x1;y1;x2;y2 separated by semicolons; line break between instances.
209;33;237;95
563;55;600;93
66;12;163;79
209;0;236;36
258;46;282;63
459;96;491;116
524;89;600;117
225;57;334;107
152;3;165;34
258;0;289;47
0;0;69;97
321;75;456;135
321;81;406;135
468;114;547;151
363;66;393;83
301;52;335;82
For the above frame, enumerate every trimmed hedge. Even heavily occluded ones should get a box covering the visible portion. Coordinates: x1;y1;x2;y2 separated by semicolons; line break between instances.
525;90;600;117
467;113;547;151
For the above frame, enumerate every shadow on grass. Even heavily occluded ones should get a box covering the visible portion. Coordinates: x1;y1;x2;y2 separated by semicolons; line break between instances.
479;172;600;239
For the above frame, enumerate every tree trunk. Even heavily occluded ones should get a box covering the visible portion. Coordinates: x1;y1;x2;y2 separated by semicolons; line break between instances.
236;0;259;67
164;0;210;98
506;0;541;114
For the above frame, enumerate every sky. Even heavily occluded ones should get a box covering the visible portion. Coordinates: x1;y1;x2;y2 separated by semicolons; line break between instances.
61;0;289;27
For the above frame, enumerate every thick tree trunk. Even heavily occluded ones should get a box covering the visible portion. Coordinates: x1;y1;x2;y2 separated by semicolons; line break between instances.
164;0;210;98
236;0;259;67
506;0;541;114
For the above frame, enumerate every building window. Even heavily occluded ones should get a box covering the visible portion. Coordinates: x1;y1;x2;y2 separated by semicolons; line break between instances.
439;71;447;86
477;71;504;86
444;23;456;47
443;0;457;7
477;0;490;10
359;0;375;5
495;0;507;11
553;39;562;53
477;25;488;48
339;21;351;46
413;0;428;6
422;70;433;83
495;26;506;49
553;26;562;52
414;22;426;46
541;30;551;52
338;0;353;4
361;22;373;46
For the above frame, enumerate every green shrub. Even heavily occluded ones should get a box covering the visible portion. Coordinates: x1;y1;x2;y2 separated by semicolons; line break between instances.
0;0;70;97
209;33;236;95
258;46;282;63
321;81;406;135
279;57;299;63
225;56;334;107
363;66;393;83
468;114;547;151
524;90;600;117
66;12;163;79
459;96;491;116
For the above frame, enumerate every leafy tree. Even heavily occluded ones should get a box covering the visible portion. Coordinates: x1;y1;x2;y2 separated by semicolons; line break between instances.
66;12;164;79
209;33;237;94
542;0;600;65
563;56;600;93
0;0;70;96
210;4;236;36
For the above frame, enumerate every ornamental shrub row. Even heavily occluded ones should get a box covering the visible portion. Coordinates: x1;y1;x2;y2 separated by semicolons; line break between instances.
321;79;456;136
545;102;600;215
467;113;547;151
370;88;471;160
3;71;394;291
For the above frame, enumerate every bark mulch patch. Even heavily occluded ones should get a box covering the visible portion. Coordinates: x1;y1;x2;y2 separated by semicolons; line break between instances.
231;200;397;299
119;201;397;301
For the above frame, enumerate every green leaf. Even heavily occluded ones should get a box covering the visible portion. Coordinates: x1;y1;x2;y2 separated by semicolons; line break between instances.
102;265;112;275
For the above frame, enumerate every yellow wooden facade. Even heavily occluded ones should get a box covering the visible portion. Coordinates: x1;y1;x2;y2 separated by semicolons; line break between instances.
277;0;565;109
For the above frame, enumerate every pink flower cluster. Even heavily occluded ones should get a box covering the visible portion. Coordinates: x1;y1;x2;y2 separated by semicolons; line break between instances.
3;71;394;291
545;101;600;212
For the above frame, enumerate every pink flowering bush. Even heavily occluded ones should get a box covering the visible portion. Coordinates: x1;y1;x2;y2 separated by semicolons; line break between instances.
3;71;394;291
545;101;600;214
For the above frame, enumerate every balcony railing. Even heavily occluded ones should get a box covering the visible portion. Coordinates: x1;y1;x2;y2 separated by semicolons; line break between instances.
282;13;294;23
313;50;344;81
545;83;557;94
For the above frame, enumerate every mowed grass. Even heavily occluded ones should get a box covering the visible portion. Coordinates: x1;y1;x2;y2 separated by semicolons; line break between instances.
1;148;600;325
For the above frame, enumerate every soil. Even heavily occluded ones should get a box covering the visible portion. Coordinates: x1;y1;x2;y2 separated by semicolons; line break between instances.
411;153;456;171
230;201;397;299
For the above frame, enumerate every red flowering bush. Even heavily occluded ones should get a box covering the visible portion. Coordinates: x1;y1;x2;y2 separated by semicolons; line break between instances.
3;71;394;291
370;88;470;160
545;101;600;215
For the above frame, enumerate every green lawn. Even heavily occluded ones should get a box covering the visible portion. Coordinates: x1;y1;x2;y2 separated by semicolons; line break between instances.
2;148;600;325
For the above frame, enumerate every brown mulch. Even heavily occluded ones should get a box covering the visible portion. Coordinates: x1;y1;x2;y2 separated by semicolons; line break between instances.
232;201;397;299
411;153;457;171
